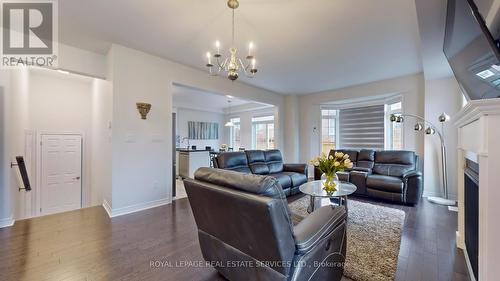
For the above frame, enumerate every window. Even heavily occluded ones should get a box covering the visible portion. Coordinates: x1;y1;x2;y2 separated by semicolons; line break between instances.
321;109;337;155
252;115;274;149
338;105;385;150
388;102;403;150
229;117;241;149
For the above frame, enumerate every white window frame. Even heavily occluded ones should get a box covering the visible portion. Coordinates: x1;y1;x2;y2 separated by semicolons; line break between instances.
386;99;404;150
229;117;241;149
251;115;275;150
319;107;339;155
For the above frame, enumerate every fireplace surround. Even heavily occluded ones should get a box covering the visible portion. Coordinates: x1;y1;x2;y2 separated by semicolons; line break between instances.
454;98;500;281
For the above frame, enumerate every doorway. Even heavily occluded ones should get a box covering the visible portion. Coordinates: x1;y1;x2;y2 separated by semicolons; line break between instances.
39;134;83;216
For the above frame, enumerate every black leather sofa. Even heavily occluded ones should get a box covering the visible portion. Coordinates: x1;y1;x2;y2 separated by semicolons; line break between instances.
316;149;423;205
213;150;308;197
185;168;346;281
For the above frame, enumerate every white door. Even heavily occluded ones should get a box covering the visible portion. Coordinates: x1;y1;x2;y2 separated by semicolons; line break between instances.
40;134;82;215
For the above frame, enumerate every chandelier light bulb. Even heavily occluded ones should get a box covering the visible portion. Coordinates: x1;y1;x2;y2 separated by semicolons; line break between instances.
215;40;220;54
206;52;212;65
248;42;254;56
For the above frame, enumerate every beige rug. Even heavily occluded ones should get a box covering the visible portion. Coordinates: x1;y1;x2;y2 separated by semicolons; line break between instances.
289;197;405;281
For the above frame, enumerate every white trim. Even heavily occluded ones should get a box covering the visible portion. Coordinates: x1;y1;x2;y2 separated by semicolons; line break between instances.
454;98;500;127
463;246;477;281
0;217;15;228
104;197;170;218
102;199;112;218
422;191;458;201
320;92;401;109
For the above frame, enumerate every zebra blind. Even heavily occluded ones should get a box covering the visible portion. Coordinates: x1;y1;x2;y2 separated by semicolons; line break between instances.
339;105;385;150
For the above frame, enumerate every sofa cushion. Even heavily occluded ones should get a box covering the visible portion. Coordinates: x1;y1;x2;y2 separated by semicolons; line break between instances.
269;173;292;189
357;149;375;169
336;171;350;182
194;167;286;199
280;172;307;187
245;150;270;175
265;150;284;173
329;149;359;163
373;151;416;177
215;152;252;173
366;175;404;193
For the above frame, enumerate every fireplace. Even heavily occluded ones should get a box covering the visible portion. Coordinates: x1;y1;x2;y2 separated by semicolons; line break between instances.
454;98;500;280
464;159;478;280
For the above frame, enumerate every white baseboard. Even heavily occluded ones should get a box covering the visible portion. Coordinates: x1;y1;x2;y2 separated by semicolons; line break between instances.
102;198;170;218
102;199;112;218
0;216;15;228
422;192;458;201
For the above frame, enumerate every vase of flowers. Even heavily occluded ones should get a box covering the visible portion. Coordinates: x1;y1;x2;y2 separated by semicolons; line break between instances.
310;152;353;194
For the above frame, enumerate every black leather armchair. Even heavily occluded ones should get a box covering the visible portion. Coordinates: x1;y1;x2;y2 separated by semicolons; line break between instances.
185;168;346;281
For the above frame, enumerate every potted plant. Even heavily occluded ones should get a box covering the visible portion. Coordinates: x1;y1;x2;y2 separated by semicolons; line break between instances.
310;152;353;193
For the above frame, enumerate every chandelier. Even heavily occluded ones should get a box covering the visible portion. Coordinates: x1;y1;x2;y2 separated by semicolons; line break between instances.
205;0;258;81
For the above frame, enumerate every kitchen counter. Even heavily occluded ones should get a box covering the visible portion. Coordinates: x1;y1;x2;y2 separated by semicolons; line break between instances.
177;150;210;179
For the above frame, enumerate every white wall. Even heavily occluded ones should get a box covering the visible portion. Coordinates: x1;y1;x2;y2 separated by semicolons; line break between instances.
106;44;284;215
298;73;426;168
424;77;462;199
9;69;31;220
91;79;113;206
284;95;300;162
175;108;225;150
58;43;107;79
0;70;14;227
29;70;94;213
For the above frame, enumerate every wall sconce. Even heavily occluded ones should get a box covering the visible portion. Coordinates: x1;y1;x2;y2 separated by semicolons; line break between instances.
136;102;151;120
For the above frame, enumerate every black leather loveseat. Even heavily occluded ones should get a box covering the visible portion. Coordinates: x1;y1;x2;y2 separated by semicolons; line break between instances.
316;149;423;205
213;149;308;196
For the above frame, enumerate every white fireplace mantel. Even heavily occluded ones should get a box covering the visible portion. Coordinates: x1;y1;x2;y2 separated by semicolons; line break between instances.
454;98;500;281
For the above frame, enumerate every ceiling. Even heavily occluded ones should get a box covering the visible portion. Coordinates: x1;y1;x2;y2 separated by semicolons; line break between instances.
59;0;423;95
172;84;271;113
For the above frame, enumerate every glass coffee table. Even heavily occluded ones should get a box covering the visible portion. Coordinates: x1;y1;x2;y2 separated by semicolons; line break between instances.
299;180;357;214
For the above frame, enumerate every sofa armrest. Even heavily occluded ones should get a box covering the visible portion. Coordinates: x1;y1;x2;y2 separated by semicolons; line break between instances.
293;205;346;253
352;167;372;174
402;170;422;179
283;163;308;176
402;170;423;205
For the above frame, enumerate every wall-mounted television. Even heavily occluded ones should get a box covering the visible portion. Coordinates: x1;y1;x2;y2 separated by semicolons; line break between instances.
444;0;500;100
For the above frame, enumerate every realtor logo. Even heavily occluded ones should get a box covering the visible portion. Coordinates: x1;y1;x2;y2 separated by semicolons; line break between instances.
1;0;58;68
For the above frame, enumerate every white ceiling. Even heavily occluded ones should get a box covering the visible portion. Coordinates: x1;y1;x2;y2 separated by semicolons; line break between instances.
172;84;271;113
59;0;423;95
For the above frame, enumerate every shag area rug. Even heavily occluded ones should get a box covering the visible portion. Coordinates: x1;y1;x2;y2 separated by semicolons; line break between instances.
289;197;405;281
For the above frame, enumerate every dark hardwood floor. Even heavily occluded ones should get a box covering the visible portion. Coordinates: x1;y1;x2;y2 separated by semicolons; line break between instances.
0;196;469;281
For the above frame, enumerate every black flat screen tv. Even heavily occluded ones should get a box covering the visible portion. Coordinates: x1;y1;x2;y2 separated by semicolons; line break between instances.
444;0;500;100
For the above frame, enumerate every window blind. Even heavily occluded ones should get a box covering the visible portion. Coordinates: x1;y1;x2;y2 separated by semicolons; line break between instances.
339;105;385;150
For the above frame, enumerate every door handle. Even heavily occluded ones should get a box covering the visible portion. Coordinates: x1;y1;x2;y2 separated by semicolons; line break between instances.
73;176;81;180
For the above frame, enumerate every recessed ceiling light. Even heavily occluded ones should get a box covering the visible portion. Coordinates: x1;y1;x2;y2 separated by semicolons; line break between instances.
226;95;234;98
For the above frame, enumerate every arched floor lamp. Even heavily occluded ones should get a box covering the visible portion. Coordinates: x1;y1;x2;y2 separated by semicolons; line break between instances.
390;113;456;206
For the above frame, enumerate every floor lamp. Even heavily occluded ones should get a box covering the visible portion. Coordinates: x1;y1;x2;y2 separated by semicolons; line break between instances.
390;113;456;206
